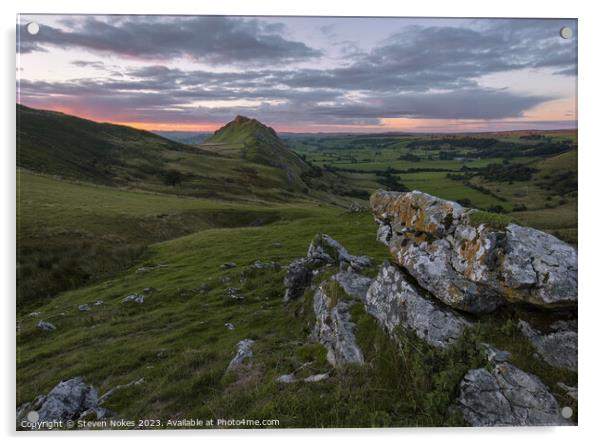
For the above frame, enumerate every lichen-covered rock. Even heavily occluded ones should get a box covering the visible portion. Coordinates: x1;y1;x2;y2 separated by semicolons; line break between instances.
457;350;570;426
370;190;577;313
365;262;471;348
332;271;372;301
17;378;107;428
312;281;364;366
518;319;577;371
226;339;255;372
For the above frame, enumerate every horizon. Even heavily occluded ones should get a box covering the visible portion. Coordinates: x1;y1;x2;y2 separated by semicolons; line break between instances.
17;15;577;133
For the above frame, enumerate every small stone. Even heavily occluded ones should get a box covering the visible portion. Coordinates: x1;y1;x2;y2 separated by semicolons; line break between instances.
122;294;144;304
37;320;56;331
276;374;296;384
557;382;578;401
94;300;104;306
226;287;245;300
28;312;41;317
78;304;90;312
226;339;255;372
304;373;329;383
224;322;235;330
221;262;237;269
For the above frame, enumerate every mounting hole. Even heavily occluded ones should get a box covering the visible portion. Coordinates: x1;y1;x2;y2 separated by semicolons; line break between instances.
559;26;573;39
26;22;40;35
561;406;573;419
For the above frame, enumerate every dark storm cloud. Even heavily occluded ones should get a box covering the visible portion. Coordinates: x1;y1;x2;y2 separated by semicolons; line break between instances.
307;89;550;120
18;17;575;125
18;16;321;64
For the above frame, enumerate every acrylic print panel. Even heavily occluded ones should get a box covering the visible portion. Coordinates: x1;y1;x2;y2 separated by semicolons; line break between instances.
16;15;577;430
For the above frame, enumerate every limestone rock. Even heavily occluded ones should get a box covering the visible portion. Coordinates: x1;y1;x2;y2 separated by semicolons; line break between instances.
226;287;245;300
122;294;144;304
518;319;577;371
78;304;90;312
98;378;145;405
252;260;281;270
221;262;237;269
226;339;255;372
276;373;297;384
283;258;314;302
457;357;570;426
17;378;107;428
312;281;364;366
557;382;578;401
365;262;471;348
308;234;372;270
332;271;372;301
370;190;577;313
37;320;56;331
224;322;235;331
304;373;329;383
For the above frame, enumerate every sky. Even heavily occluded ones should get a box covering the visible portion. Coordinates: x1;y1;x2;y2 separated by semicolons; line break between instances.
17;15;577;133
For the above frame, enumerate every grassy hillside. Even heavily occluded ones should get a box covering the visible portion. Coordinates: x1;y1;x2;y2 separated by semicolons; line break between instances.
16;171;322;311
17;196;577;427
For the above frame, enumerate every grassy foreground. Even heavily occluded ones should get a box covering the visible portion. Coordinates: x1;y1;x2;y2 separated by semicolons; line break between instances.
17;172;577;428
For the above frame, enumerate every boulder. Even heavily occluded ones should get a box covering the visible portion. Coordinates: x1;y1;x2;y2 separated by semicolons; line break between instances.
312;281;364;366
17;377;107;428
365;262;471;348
37;320;56;331
518;319;577;371
226;339;255;372
457;348;570;426
370;190;577;313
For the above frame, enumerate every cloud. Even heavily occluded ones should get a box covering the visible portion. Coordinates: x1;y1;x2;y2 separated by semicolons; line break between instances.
17;17;576;127
18;16;321;65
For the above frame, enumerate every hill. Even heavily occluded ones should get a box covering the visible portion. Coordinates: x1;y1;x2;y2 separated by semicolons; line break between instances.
17;104;202;185
202;115;312;191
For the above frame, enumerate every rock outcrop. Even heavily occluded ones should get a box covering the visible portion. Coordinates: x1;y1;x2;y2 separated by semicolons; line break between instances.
365;262;471;348
370;190;577;313
17;378;108;428
457;348;570;426
518;319;577;371
312;281;364;366
332;271;373;300
284;234;372;302
307;234;372;271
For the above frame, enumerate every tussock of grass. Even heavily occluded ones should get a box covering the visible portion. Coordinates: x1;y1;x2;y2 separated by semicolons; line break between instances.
467;210;518;229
